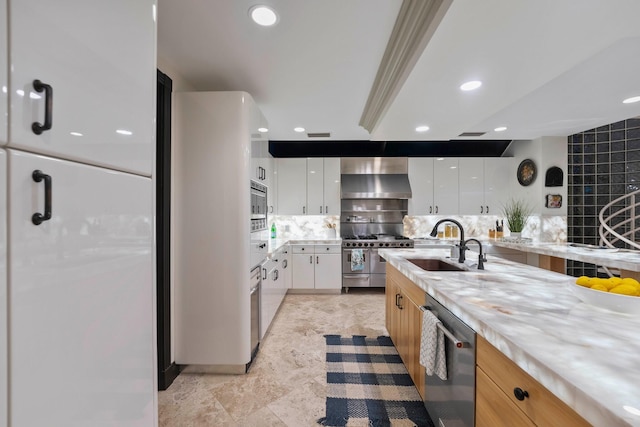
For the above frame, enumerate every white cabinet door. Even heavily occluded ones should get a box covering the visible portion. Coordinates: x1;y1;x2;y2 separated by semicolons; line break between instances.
292;253;315;289
9;0;156;175
0;150;6;427
8;150;154;426
314;253;341;289
260;261;274;339
307;158;324;215
267;155;277;215
484;158;512;215
323;158;341;215
277;158;307;214
0;0;6;146
433;158;459;214
458;158;485;215
408;158;434;215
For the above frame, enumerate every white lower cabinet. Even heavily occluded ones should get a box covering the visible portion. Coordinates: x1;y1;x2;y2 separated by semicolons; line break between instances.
260;246;289;339
291;244;341;290
8;150;154;426
0;150;6;427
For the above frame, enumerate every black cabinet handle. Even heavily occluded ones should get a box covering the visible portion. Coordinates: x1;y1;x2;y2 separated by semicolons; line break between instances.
32;80;53;135
32;170;52;225
513;387;529;401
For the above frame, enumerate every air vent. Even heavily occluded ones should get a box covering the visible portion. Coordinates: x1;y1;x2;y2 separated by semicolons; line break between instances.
307;132;331;138
458;131;486;137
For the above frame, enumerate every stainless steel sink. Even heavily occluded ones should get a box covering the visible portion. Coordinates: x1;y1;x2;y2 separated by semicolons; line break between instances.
407;258;466;272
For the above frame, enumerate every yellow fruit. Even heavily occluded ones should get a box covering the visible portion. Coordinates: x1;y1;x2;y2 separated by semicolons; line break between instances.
621;278;640;291
608;277;623;286
609;284;640;296
575;276;591;287
590;284;609;292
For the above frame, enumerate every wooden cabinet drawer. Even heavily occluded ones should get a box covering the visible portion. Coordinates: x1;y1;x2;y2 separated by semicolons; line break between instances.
477;336;591;426
476;368;535;427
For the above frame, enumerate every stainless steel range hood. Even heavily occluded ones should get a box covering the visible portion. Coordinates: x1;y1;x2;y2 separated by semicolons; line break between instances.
340;157;412;199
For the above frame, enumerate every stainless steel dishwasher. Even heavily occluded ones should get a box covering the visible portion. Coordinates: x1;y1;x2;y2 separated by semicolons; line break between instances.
421;293;476;427
248;265;261;371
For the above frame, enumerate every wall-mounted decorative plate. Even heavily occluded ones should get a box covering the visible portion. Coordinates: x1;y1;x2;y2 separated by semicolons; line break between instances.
517;159;537;186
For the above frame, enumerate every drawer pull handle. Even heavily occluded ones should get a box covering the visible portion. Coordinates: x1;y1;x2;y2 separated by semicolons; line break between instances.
32;170;52;225
32;80;53;134
513;387;529;401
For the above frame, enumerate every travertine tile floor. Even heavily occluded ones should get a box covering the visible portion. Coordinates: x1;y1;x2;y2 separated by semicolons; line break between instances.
158;289;387;427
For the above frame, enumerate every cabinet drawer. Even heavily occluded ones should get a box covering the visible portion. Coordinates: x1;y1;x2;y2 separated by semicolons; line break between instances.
476;368;535;427
291;245;314;254
476;336;590;427
314;245;341;254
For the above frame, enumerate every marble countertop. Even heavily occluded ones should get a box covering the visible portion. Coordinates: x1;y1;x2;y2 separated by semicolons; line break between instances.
378;248;640;427
488;240;640;272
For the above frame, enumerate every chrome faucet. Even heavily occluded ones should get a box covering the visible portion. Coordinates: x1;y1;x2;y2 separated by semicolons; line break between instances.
429;218;466;263
463;238;486;270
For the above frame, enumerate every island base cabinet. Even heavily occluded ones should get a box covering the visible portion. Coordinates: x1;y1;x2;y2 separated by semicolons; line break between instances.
386;265;425;399
476;336;591;427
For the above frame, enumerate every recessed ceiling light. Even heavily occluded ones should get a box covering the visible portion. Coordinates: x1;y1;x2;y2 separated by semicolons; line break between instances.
294;127;305;133
415;125;430;132
494;126;507;132
436;157;444;161
249;5;278;26
460;80;482;91
622;95;640;104
70;132;83;137
258;127;268;133
116;129;133;136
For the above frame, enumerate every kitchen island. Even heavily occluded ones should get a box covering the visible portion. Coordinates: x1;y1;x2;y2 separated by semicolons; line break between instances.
489;239;640;278
379;248;640;427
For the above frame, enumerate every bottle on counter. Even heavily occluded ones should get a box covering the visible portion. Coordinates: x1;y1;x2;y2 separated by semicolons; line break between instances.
270;222;276;239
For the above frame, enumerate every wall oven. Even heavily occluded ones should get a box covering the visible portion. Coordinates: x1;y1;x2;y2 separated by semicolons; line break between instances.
250;180;268;232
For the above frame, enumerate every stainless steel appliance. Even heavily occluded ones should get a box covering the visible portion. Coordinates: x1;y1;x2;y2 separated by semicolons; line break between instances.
342;235;414;289
422;293;476;427
248;265;261;371
340;157;413;289
250;180;268;232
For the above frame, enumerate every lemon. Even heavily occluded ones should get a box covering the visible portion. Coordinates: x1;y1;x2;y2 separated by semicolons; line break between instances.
621;277;640;291
608;277;623;286
575;276;591;287
600;278;618;290
590;283;609;292
609;284;639;296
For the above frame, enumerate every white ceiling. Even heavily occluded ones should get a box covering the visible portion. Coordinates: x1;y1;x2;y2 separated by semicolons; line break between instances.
157;0;640;142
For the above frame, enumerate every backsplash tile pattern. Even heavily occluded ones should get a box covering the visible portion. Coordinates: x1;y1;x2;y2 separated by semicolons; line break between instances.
567;117;640;277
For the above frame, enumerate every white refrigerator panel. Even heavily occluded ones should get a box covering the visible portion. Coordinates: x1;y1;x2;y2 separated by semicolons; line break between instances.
8;150;154;426
0;0;6;145
0;150;6;427
9;0;156;175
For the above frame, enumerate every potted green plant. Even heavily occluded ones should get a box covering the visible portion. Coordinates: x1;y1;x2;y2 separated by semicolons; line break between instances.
502;198;532;237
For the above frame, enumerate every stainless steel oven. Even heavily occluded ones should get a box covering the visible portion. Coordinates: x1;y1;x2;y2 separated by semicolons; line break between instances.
422;293;476;427
341;236;413;290
250;180;268;232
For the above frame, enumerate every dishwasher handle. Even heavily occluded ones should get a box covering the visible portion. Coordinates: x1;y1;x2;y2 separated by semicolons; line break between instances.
420;306;467;348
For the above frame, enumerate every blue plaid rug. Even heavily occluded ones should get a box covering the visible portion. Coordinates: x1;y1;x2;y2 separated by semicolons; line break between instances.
318;335;434;427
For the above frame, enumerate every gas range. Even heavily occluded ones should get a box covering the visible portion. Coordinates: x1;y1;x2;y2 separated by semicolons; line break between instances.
341;235;414;248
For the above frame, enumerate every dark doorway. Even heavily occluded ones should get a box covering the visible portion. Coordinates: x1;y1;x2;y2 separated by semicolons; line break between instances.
156;69;177;390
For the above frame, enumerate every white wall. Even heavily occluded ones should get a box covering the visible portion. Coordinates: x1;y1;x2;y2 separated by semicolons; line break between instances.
504;137;568;216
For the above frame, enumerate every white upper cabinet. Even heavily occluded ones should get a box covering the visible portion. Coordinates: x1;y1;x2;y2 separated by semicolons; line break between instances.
277;158;340;215
322;158;341;215
409;158;459;215
277;158;307;214
408;158;434;215
0;0;7;146
459;158;513;215
9;0;156;175
307;158;324;215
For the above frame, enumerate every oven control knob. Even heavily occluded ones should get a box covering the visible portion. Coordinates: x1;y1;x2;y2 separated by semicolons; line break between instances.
386;243;390;247
358;243;362;247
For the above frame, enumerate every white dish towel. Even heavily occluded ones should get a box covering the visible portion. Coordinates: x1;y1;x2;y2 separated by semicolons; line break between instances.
419;309;447;380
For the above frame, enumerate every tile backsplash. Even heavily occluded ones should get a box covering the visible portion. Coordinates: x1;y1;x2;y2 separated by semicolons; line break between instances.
568;117;640;276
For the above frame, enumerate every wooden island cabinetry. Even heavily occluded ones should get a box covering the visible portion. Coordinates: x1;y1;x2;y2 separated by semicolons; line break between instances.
476;336;591;427
386;265;426;398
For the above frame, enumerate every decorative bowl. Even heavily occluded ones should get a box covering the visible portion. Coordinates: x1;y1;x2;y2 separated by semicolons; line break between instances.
570;282;639;315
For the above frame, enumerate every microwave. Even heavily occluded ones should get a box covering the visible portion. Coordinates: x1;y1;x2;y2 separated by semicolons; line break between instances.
250;180;268;232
